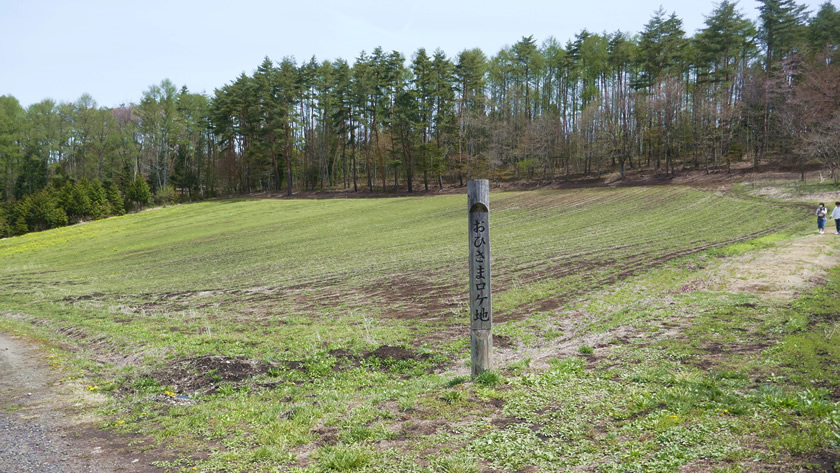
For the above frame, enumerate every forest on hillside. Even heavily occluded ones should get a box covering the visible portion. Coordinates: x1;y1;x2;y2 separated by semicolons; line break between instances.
1;0;839;237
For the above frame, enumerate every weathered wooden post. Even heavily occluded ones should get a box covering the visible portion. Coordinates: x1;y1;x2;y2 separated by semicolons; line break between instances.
468;179;491;377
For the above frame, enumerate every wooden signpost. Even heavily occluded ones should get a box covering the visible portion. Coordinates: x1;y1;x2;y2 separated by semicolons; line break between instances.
468;180;491;377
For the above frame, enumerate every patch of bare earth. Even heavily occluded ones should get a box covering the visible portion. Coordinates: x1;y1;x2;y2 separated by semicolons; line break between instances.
678;445;840;473
748;178;840;205
123;345;440;400
713;234;840;300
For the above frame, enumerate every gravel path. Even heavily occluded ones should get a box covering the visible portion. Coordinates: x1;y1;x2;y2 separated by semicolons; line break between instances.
0;331;161;472
0;414;78;472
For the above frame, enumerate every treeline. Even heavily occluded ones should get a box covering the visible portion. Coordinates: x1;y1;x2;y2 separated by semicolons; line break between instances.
1;0;840;214
0;176;154;237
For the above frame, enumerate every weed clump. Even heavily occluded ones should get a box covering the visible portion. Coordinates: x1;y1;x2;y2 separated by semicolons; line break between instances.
316;444;371;471
431;453;480;473
578;345;595;355
474;370;503;387
446;375;469;387
441;389;467;404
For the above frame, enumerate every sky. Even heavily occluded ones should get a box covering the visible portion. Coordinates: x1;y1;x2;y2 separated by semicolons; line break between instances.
0;0;832;109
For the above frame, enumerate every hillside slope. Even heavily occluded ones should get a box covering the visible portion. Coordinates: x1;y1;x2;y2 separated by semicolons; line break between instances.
2;186;838;472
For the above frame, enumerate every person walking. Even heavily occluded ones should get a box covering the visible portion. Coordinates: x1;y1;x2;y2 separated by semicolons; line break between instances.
817;203;827;234
830;202;840;235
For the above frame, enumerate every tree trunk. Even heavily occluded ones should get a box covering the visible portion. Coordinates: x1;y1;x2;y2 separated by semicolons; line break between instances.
285;121;292;196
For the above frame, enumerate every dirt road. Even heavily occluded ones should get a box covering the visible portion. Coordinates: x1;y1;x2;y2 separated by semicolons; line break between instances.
0;332;161;472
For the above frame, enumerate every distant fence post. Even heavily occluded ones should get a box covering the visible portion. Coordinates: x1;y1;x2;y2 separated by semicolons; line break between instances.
468;179;492;377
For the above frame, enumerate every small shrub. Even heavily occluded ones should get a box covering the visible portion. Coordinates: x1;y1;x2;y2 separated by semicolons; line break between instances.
154;184;178;206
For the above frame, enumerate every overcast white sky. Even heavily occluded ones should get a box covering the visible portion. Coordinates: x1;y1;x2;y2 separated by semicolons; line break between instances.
0;0;832;108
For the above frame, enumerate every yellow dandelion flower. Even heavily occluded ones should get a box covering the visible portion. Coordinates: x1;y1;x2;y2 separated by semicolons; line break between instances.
117;420;125;425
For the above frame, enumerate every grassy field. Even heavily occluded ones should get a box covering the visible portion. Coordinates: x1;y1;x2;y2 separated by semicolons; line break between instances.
2;185;839;472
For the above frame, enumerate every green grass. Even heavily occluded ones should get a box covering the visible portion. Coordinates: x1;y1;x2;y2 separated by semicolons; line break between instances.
1;185;835;472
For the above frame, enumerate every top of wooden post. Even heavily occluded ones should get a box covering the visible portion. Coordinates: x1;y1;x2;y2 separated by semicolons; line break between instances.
468;180;489;213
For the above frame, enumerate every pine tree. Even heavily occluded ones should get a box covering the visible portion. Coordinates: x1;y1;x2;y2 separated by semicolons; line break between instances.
277;58;300;196
455;49;487;184
330;59;354;190
0;96;26;200
695;1;756;167
23;99;58;194
758;0;809;71
82;178;110;219
16;187;67;233
807;2;840;57
756;0;808;164
106;181;125;215
59;181;91;223
126;176;151;211
411;48;434;190
430;49;456;189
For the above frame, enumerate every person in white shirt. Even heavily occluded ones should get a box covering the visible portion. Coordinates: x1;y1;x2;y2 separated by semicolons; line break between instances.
830;202;840;234
816;203;827;234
